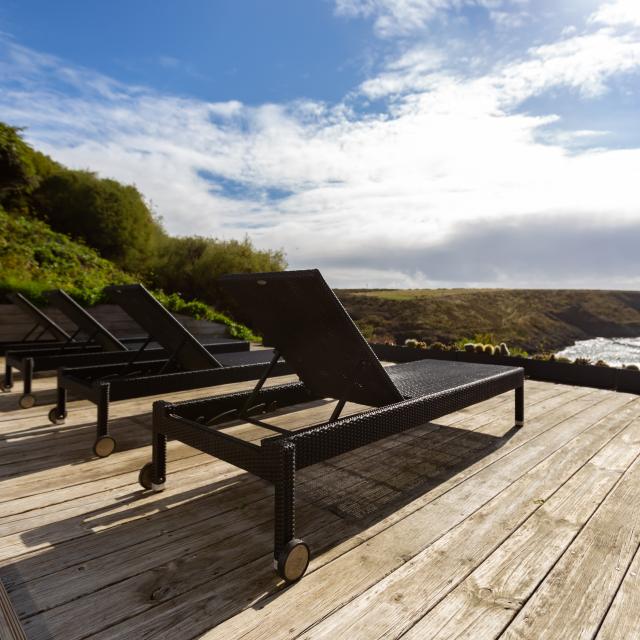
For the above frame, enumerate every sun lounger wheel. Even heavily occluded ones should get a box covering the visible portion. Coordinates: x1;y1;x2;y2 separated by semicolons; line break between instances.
138;462;165;491
18;394;36;409
2;384;12;392
93;435;116;458
48;408;67;424
276;539;310;583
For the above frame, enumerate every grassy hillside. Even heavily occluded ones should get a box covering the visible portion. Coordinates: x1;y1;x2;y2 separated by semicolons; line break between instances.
0;207;258;340
0;205;134;305
337;288;640;352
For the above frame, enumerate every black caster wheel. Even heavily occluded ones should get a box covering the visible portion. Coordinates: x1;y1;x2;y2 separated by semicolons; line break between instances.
2;384;12;392
48;408;67;424
18;394;36;409
275;539;310;583
93;435;116;458
138;462;165;491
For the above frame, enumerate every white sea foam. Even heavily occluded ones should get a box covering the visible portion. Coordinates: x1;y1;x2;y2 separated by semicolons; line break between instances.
556;337;640;368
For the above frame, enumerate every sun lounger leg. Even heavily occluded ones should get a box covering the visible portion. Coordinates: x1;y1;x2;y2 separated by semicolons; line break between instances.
152;432;167;490
23;358;33;394
139;431;166;492
18;359;36;408
49;386;68;424
273;441;309;583
93;383;116;457
2;362;12;391
515;385;524;427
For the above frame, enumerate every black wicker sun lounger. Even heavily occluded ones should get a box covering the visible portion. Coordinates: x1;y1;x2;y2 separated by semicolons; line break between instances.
141;269;525;583
5;288;248;409
53;284;291;457
0;292;77;356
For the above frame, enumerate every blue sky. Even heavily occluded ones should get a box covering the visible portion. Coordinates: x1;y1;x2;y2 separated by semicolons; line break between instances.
1;0;639;288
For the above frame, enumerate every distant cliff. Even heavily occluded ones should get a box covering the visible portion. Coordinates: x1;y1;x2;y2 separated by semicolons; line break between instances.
337;288;640;352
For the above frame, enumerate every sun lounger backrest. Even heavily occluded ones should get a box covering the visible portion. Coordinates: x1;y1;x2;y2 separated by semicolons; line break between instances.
105;284;221;370
219;270;403;407
7;292;71;341
46;290;127;352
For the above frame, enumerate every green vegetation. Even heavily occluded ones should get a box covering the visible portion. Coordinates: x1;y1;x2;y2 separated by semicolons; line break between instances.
338;288;640;352
0;121;286;339
150;235;285;305
32;169;165;273
0;123;38;198
0;206;257;340
153;291;259;342
0;205;134;306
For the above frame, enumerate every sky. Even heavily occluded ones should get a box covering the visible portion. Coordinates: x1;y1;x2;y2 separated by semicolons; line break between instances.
0;0;639;289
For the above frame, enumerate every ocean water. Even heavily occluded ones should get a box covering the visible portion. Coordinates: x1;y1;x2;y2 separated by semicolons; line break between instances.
556;337;640;368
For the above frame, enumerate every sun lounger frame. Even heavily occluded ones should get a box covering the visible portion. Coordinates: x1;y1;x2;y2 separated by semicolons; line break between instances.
52;284;287;456
143;270;525;582
0;292;75;355
4;288;248;402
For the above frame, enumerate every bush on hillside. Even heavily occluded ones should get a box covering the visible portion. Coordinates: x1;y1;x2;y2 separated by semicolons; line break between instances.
150;235;286;307
32;169;165;273
154;291;259;342
0;124;64;215
0;208;258;339
0;124;38;203
0;206;134;305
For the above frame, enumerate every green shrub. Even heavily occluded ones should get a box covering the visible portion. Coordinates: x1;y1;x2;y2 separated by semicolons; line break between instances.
154;291;259;342
574;357;592;366
483;344;495;355
429;341;445;351
405;338;419;348
473;333;495;345
356;321;375;341
0;207;134;305
556;356;571;363
463;342;475;353
474;344;485;354
499;342;510;356
624;364;639;371
32;169;165;273
0;123;38;205
150;234;286;307
594;360;610;367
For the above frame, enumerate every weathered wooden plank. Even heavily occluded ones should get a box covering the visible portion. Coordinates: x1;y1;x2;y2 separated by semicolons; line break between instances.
2;376;628;640
8;412;508;615
84;391;618;639
0;382;568;636
596;544;640;639
499;439;640;639
1;395;528;602
276;398;640;640
0;579;26;640
396;416;640;639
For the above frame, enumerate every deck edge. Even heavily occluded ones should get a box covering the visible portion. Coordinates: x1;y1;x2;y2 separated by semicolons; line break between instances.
0;579;27;640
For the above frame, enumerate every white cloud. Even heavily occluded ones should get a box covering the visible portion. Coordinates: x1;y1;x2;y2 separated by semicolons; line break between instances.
334;0;529;37
360;45;446;97
590;0;640;28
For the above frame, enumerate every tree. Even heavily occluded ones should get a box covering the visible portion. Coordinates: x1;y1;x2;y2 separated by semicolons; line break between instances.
32;169;165;273
0;123;38;207
151;235;286;305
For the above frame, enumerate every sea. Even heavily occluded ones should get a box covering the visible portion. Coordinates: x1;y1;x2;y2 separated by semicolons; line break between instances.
556;337;640;368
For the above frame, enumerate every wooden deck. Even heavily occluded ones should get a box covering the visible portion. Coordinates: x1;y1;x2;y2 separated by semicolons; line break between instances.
1;360;640;639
